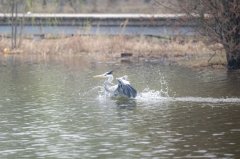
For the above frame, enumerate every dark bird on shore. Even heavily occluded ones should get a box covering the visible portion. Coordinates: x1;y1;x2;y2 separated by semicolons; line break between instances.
94;71;137;98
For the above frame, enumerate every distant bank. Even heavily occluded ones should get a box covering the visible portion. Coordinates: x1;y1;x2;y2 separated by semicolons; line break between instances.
0;13;199;26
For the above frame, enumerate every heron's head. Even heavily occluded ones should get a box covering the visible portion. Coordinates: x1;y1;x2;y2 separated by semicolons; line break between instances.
93;71;113;78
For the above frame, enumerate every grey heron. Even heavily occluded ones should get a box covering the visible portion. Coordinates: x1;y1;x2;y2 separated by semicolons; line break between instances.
93;71;137;98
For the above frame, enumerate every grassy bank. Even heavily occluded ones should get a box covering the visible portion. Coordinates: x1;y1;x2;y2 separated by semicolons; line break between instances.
0;35;226;68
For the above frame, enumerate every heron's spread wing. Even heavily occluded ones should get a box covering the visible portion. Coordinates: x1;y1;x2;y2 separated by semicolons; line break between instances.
115;77;137;98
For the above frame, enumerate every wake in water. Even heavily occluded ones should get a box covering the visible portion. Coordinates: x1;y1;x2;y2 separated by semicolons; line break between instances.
95;86;240;104
173;96;240;104
136;90;240;104
136;84;240;104
95;88;240;105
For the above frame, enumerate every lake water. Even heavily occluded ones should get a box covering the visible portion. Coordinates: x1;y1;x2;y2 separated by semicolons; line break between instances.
0;25;196;36
0;55;240;158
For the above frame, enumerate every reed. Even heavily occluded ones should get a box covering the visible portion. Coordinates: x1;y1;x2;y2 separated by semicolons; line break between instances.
0;35;226;68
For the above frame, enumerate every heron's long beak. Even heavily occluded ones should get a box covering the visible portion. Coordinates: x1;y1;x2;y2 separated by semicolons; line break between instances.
93;74;105;78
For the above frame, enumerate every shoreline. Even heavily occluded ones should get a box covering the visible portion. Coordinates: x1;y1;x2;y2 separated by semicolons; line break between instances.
0;13;198;26
0;35;226;69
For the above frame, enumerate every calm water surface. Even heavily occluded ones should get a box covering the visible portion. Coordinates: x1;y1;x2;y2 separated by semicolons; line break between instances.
0;25;195;36
0;55;239;158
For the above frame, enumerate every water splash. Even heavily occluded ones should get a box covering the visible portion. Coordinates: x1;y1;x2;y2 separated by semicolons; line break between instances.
80;86;104;97
94;72;171;103
159;74;170;97
93;86;114;103
136;88;169;103
136;72;170;103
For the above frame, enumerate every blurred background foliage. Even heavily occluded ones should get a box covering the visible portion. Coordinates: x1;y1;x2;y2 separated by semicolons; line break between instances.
0;0;179;14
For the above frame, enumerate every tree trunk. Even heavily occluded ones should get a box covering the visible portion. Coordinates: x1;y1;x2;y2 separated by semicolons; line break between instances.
42;0;47;8
226;49;240;70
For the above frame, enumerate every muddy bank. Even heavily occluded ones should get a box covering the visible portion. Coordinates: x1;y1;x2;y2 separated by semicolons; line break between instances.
0;35;226;69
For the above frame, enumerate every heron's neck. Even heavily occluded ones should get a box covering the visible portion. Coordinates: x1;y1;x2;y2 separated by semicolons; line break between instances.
103;75;113;93
104;75;113;89
106;75;113;84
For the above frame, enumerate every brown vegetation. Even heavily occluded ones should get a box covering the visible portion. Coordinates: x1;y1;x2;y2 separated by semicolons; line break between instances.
0;35;226;68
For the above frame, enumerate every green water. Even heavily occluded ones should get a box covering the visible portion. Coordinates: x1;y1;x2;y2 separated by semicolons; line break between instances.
0;55;239;158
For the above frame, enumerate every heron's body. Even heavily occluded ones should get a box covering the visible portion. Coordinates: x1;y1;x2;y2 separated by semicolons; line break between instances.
94;71;137;98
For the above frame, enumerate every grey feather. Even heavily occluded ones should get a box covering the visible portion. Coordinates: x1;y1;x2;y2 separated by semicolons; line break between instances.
115;79;137;98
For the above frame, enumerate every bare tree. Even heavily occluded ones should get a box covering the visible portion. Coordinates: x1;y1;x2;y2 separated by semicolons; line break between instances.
42;0;47;8
9;0;26;49
178;0;240;69
58;0;65;12
11;0;17;49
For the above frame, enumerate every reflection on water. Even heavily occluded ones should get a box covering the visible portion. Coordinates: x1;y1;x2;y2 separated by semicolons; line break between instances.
0;55;240;158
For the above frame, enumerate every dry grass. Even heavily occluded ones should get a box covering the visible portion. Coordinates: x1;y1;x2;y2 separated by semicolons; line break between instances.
0;35;226;68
